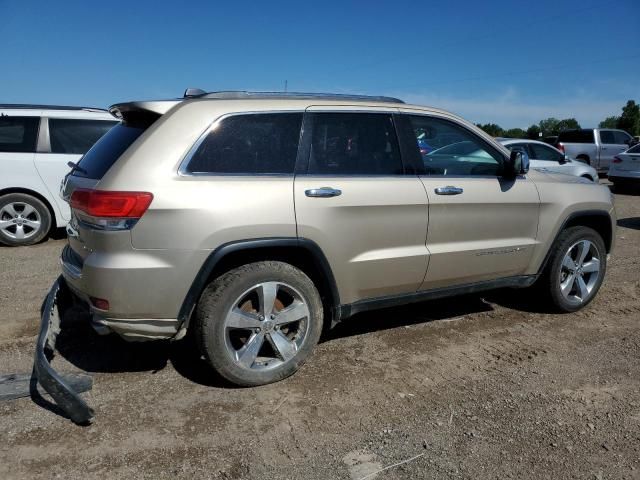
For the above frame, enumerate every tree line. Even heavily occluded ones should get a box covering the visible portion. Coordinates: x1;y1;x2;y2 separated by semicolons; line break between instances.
476;100;640;139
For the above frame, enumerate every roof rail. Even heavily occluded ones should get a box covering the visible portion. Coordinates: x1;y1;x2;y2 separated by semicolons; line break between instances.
0;104;108;112
190;91;404;104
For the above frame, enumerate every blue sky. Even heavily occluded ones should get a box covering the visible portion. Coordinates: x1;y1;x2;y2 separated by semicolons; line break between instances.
1;0;638;128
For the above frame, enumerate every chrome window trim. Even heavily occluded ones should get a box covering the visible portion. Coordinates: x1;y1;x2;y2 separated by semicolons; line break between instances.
177;110;305;177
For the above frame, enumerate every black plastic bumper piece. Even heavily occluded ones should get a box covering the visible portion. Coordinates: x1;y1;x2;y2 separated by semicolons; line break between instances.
33;275;94;425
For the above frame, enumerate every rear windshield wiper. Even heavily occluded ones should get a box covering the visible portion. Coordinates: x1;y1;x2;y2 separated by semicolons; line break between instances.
67;161;88;175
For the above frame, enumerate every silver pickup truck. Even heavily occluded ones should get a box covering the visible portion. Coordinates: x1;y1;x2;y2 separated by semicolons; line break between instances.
556;128;635;173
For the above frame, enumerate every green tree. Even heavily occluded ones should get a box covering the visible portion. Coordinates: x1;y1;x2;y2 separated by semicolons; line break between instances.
503;128;526;138
599;116;619;128
538;117;560;136
526;124;541;139
616;100;640;136
556;118;580;132
476;123;503;137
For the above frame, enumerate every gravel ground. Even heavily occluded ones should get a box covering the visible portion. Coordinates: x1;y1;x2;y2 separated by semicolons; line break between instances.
1;185;639;480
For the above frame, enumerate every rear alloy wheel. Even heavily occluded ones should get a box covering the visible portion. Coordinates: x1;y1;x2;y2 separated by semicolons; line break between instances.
195;261;323;386
0;193;52;246
540;226;606;312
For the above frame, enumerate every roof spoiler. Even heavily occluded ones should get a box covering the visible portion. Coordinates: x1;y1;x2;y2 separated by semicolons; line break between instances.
108;100;180;121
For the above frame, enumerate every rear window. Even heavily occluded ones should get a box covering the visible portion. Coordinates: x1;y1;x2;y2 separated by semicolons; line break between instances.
627;143;640;154
557;130;594;144
49;119;117;155
0;116;39;153
73;123;145;179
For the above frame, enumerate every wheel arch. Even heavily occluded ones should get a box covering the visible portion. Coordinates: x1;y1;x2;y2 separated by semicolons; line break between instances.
538;210;613;275
0;187;58;230
575;154;590;165
177;238;341;330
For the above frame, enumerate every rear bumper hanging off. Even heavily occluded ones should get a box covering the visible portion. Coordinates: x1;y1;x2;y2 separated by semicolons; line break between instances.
33;276;94;425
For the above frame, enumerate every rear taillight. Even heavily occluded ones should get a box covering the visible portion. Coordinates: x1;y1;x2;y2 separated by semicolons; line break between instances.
556;143;565;153
89;296;110;311
612;156;623;164
70;189;153;230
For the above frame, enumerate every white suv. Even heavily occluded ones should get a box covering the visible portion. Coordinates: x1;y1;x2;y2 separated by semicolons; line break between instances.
0;105;117;246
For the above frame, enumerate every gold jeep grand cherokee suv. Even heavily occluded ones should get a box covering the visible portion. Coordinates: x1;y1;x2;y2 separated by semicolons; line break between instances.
38;91;615;418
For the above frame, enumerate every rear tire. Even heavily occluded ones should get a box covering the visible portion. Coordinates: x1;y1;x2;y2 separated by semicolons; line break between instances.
194;261;323;386
537;226;606;312
576;155;590;166
0;193;52;246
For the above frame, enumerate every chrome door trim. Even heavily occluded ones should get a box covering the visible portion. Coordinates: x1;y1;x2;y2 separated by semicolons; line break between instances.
304;187;342;198
434;186;464;195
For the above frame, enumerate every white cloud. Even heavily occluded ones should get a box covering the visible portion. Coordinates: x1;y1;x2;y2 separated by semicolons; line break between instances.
391;90;624;129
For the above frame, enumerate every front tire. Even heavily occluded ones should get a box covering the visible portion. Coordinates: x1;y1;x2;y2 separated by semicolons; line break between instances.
0;193;52;246
194;261;323;386
538;226;606;312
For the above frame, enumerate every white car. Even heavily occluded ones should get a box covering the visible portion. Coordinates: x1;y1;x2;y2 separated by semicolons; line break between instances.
499;138;598;182
608;143;640;188
0;105;117;246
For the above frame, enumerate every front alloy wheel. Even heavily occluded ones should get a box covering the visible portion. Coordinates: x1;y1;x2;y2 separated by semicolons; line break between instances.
540;226;607;312
559;240;601;305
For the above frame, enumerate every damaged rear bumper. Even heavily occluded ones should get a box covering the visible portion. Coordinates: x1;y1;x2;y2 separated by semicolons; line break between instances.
33;275;94;425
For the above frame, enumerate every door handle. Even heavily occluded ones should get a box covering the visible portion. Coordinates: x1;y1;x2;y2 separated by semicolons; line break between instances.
434;186;463;195
305;187;342;198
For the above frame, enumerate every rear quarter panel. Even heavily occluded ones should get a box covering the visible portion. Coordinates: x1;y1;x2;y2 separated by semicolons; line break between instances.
563;143;598;165
0;152;65;226
97;100;308;251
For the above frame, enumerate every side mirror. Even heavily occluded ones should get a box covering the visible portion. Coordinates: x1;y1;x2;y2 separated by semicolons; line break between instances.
559;154;569;164
505;148;529;178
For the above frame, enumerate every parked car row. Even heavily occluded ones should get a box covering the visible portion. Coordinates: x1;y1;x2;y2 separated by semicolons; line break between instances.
497;138;598;182
500;127;640;187
0;105;117;245
1;102;638;248
609;142;640;187
555;128;635;172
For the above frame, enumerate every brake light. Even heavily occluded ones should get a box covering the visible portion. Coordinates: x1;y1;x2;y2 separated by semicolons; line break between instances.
612;156;623;164
71;189;153;218
556;143;565;153
89;296;110;311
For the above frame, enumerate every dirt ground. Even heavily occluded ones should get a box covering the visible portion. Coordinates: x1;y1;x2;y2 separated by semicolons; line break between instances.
1;183;639;480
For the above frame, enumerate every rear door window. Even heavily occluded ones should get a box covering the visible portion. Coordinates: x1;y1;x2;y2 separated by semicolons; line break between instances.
0;116;39;153
599;130;616;144
558;130;594;143
505;142;533;158
306;113;403;175
49;119;117;155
